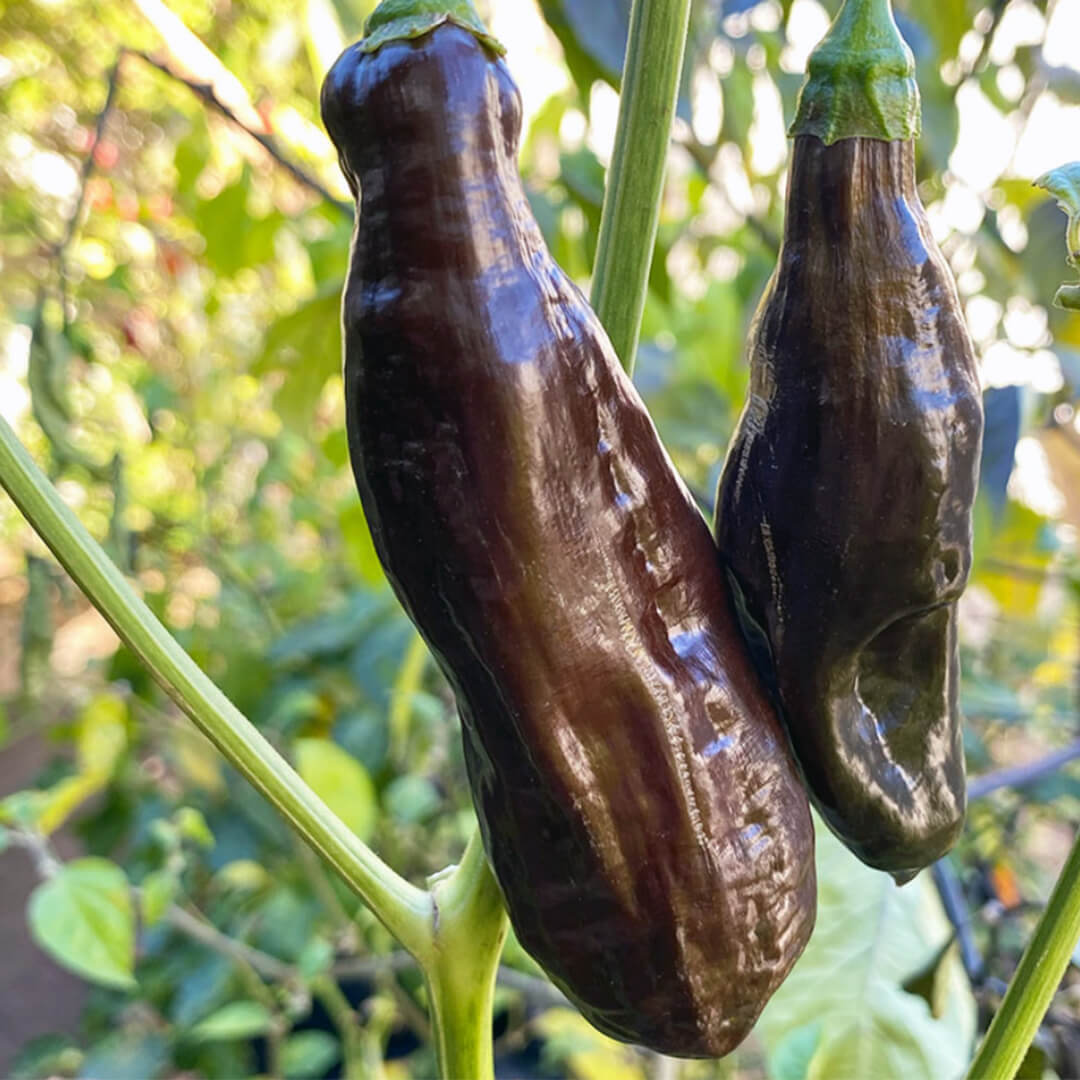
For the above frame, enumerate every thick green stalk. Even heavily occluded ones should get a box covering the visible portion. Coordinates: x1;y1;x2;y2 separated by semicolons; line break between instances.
422;830;508;1080
966;833;1080;1079
969;162;1080;1080
590;0;692;375
0;414;433;958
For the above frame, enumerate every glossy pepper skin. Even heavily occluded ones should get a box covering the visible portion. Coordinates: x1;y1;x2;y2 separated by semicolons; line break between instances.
322;23;816;1057
715;135;983;880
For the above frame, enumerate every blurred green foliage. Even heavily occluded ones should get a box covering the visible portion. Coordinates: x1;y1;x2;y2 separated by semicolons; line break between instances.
1;0;1079;1076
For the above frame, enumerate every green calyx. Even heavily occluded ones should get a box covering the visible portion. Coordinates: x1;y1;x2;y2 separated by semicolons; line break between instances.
362;0;504;56
1035;162;1080;310
1035;162;1080;269
789;0;920;144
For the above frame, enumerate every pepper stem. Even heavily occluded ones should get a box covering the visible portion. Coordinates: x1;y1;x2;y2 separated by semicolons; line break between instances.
361;0;504;55
420;831;508;1080
789;0;920;144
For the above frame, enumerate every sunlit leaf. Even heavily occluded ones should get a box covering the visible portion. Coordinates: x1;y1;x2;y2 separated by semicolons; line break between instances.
189;1000;274;1042
28;858;136;991
77;693;129;777
754;819;976;1080
338;501;386;587
35;774;102;835
255;285;344;428
294;737;376;841
535;1008;646;1080
282;1030;340;1079
79;1031;169;1080
140;868;178;927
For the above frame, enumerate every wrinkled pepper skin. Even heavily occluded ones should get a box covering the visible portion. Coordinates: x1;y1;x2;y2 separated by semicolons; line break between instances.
715;135;983;880
322;24;816;1057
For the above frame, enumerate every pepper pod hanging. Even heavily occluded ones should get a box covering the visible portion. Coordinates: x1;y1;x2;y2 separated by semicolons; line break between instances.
713;0;983;881
322;0;815;1057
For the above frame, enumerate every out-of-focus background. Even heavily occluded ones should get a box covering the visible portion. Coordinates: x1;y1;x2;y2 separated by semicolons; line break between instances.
1;0;1079;1077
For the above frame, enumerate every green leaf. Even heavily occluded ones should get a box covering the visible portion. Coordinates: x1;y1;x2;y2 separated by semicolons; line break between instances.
0;825;9;853
539;0;630;91
1056;283;1080;310
903;0;973;63
282;1030;340;1079
305;0;347;80
333;709;390;775
338;501;386;587
1036;162;1080;220
254;285;343;428
213;858;270;892
20;555;54;701
384;775;441;824
175;806;215;849
174;113;211;198
294;738;376;841
189;1000;274;1042
194;175;251;277
78;1031;169;1080
754;818;976;1080
297;935;334;978
251;888;321;962
170;953;235;1028
770;1020;824;1080
1015;1043;1047;1080
28;858;136;991
9;1033;83;1079
140;868;178;928
35;774;103;835
77;693;128;777
722;56;756;149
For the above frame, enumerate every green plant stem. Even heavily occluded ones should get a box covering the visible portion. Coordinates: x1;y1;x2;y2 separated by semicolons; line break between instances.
311;975;367;1080
590;0;692;375
389;631;428;766
0;415;432;957
965;831;1080;1080
422;830;508;1080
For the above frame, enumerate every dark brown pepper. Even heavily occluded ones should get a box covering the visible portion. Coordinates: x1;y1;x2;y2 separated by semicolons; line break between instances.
322;24;816;1057
715;135;983;881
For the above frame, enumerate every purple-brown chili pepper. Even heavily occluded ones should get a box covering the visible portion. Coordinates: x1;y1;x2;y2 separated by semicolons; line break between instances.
322;0;815;1056
714;0;984;882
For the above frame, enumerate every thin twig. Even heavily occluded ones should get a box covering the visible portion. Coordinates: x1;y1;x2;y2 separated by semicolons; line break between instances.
378;968;432;1044
310;974;368;1080
333;950;418;981
52;56;124;263
127;49;351;217
7;829;63;880
165;903;295;981
333;950;570;1010
9;829;299;990
963;0;1008;78
492;966;569;1010
675;131;780;253
980;558;1058;583
293;835;360;950
932;858;986;983
968;739;1080;801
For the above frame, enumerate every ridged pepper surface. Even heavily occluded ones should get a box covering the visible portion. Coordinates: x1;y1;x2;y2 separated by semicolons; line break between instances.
322;12;816;1057
714;0;984;881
